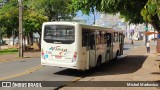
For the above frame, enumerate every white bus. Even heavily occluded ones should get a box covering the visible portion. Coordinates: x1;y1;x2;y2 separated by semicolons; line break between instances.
41;22;124;70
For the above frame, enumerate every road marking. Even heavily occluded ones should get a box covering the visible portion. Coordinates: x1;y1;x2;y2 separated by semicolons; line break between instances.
0;65;43;81
65;77;82;85
71;77;82;82
54;77;82;90
0;57;39;63
0;60;8;62
0;58;22;63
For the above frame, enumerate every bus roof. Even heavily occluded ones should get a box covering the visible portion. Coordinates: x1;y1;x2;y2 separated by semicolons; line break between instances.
43;21;124;33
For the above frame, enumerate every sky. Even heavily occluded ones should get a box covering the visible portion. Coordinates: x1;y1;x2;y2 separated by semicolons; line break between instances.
75;10;100;25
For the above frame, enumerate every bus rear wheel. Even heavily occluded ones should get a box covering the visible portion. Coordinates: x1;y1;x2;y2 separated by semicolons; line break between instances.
95;57;102;70
114;51;119;62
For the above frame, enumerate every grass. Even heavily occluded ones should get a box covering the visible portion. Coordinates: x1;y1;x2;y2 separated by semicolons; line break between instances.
0;48;18;55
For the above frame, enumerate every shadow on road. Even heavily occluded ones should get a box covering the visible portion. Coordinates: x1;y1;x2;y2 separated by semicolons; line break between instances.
151;72;160;75
54;68;94;77
93;55;148;76
155;80;160;89
155;60;160;61
54;55;147;77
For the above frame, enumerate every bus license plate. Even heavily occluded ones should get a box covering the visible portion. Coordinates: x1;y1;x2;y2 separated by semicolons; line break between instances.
55;55;63;59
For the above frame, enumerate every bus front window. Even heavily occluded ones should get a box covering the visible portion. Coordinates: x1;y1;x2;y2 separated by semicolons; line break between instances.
44;25;75;44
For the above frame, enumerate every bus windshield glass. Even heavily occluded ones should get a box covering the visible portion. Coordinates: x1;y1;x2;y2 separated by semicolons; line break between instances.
44;25;75;44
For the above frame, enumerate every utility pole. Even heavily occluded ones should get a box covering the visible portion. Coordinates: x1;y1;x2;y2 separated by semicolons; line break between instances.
93;11;95;25
18;0;23;57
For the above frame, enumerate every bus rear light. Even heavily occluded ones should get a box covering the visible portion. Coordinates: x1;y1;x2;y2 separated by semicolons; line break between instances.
42;52;44;56
72;52;77;62
41;49;46;59
41;49;44;56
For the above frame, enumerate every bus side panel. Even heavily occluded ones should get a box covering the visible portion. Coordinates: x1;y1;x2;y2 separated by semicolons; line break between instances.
75;24;87;70
113;42;120;58
101;44;107;63
112;32;120;59
41;24;45;64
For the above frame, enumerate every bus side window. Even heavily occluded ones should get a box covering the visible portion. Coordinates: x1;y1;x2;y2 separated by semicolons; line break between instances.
101;32;105;44
96;31;101;44
114;32;118;42
90;32;95;50
106;33;111;47
96;31;99;44
82;30;95;50
119;33;121;43
82;30;87;47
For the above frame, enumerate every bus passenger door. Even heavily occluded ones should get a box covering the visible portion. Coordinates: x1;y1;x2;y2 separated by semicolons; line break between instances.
82;30;96;69
105;33;112;61
119;33;124;55
112;32;119;58
88;32;96;68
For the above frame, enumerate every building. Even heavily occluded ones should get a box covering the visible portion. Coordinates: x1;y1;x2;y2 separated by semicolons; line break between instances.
95;13;126;30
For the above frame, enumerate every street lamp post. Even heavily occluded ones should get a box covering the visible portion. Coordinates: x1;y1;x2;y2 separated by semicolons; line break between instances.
93;11;95;25
18;0;23;57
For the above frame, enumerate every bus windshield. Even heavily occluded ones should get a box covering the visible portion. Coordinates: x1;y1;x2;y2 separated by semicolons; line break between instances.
44;25;75;44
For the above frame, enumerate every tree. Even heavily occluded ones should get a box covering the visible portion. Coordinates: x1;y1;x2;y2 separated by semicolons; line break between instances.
157;0;160;19
24;0;75;46
0;0;75;48
141;0;160;33
0;0;19;37
23;7;48;45
0;0;48;46
71;0;148;24
31;0;76;21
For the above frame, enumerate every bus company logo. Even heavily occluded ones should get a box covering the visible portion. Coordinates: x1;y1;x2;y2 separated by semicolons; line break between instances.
49;46;68;52
59;52;64;56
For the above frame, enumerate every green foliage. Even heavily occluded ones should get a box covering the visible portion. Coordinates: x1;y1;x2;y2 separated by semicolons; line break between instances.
141;0;160;32
141;0;157;22
31;0;76;21
0;0;18;37
72;0;148;24
0;0;75;38
156;0;160;19
23;2;48;35
0;48;18;55
71;0;160;32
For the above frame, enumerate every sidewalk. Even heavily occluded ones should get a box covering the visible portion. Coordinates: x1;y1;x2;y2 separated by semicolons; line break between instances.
60;44;160;90
0;45;40;62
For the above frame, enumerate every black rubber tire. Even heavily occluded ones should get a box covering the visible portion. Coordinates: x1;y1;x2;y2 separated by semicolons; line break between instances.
95;57;101;70
114;51;119;62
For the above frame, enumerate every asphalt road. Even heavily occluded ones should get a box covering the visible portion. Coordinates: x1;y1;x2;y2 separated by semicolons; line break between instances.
0;58;86;90
0;40;156;90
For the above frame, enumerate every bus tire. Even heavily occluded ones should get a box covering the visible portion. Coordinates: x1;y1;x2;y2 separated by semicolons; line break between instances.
114;50;119;62
95;56;102;70
121;49;123;55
